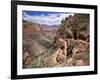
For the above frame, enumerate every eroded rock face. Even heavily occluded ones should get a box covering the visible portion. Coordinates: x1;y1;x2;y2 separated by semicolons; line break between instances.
52;13;90;66
57;14;90;41
23;22;41;39
23;48;32;68
67;39;89;56
23;21;53;68
43;48;66;67
72;59;84;66
71;52;89;66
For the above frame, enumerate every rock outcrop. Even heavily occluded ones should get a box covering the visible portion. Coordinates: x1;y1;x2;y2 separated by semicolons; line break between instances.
57;14;90;41
53;13;90;66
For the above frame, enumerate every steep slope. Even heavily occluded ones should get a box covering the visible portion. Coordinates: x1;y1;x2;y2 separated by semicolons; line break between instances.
52;13;90;66
23;21;53;68
57;14;90;41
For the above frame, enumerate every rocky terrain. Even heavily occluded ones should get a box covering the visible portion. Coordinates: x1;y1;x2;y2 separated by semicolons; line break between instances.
23;21;55;68
23;13;90;68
